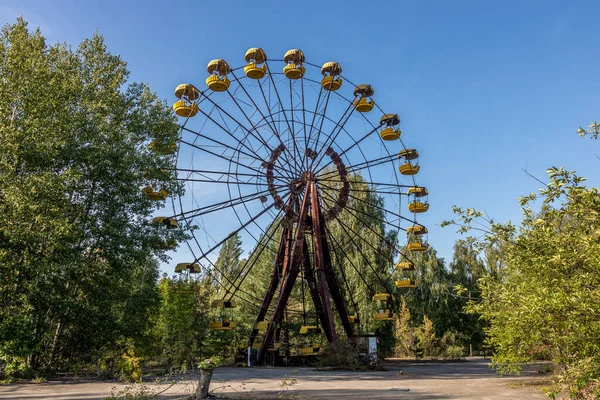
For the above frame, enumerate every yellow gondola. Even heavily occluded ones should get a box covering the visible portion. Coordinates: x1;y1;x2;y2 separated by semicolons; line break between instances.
299;325;320;335
152;216;178;229
407;186;428;197
399;148;419;160
380;127;401;141
373;310;395;321
407;185;429;213
267;343;281;352
255;321;268;330
407;239;429;252
283;49;306;79
151;237;177;250
149;139;177;155
211;299;237;308
206;59;231;92
172;83;200;118
395;261;415;271
399;162;420;175
349;315;360;324
353;84;375;112
408;201;430;213
373;293;395;320
379;114;401;140
321;62;342;91
244;47;267;79
396;278;418;288
298;345;321;355
407;225;428;235
175;262;201;273
172;99;199;118
174;84;200;101
142;185;168;201
372;293;393;302
210;299;237;331
209;318;237;331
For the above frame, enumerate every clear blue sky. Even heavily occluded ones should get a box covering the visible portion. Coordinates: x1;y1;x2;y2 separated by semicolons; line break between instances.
3;0;599;271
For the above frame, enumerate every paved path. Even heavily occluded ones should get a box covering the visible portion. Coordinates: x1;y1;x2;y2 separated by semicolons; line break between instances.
0;358;548;399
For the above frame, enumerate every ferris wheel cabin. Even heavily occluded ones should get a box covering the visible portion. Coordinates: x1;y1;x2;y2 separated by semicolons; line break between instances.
244;47;267;79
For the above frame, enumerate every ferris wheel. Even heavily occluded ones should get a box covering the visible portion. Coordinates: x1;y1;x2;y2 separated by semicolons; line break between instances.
147;48;429;363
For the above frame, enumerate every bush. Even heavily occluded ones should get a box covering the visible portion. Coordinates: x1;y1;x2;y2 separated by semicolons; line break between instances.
439;331;466;359
97;340;142;382
444;345;466;359
316;340;371;370
105;384;157;400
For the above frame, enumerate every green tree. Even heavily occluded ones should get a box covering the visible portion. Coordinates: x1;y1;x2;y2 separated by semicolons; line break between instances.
445;167;600;398
0;18;180;376
394;297;412;357
213;232;243;293
153;276;212;369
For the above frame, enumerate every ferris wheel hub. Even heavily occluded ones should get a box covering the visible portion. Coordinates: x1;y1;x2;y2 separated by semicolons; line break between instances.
301;171;315;183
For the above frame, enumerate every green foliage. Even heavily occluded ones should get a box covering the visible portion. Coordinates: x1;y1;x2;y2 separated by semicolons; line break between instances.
394;298;412;357
97;339;142;382
213;233;243;293
105;384;157;400
198;356;220;371
0;17;180;378
316;340;370;370
446;169;600;398
415;315;437;357
153;277;212;369
577;120;599;139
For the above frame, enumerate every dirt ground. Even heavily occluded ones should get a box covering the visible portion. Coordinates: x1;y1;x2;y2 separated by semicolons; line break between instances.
0;358;550;400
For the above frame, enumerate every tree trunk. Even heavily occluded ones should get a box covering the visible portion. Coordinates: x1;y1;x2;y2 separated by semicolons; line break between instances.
195;369;213;399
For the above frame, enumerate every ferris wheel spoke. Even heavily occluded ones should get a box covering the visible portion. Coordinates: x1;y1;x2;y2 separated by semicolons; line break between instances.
318;181;406;196
317;177;413;190
226;186;285;259
229;69;300;176
179;138;266;176
253;77;300;174
319;192;413;266
180;128;267;166
299;75;310;171
171;185;283;220
318;153;397;179
302;85;324;169
264;62;300;173
329;212;396;296
339;187;423;227
324;225;375;306
318;185;409;247
288;79;304;176
307;89;334;168
189;194;287;265
314;123;384;176
174;168;282;183
221;214;285;300
307;99;356;172
191;92;298;180
187;95;270;163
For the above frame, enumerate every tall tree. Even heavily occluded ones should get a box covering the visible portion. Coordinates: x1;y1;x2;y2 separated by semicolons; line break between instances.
213;233;243;293
0;18;180;376
444;168;600;398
